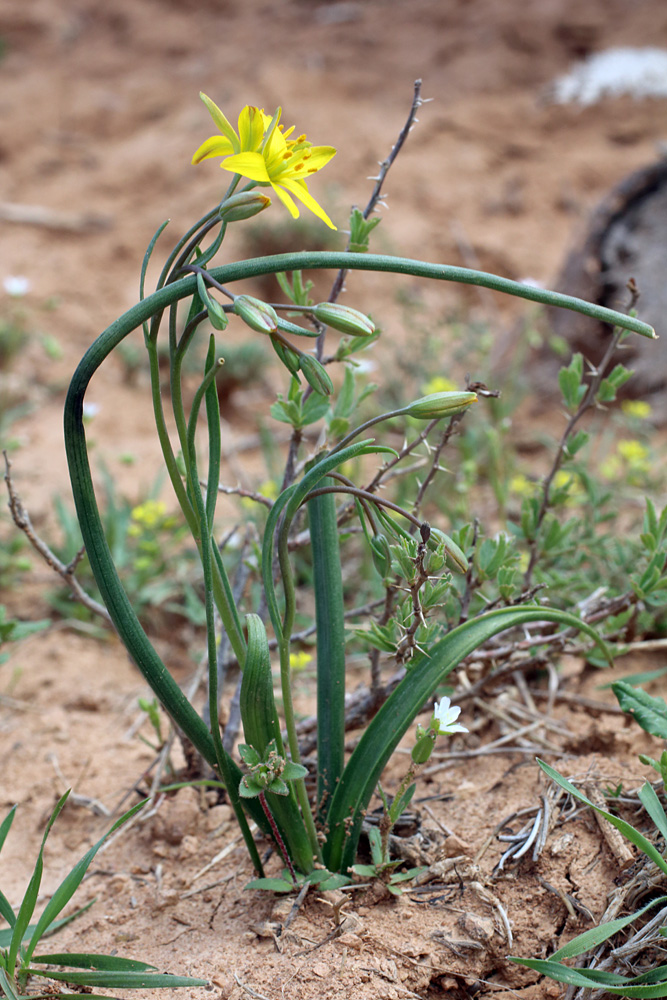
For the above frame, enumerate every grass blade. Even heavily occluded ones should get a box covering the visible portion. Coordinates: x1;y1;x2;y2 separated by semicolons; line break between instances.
7;792;70;977
31;954;154;971
0;967;23;1000
22;799;145;968
0;806;17;854
639;783;667;843
28;969;207;988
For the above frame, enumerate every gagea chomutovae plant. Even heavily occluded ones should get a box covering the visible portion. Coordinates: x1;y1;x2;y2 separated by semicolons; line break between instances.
61;88;657;887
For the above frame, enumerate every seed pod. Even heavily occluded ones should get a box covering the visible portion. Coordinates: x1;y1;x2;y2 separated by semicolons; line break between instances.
405;390;477;420
196;273;228;330
299;354;334;396
240;614;282;756
411;732;436;765
312;302;375;337
234;295;278;334
270;335;301;376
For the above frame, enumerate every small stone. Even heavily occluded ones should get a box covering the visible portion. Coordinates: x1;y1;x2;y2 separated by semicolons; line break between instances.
311;962;330;978
457;912;495;942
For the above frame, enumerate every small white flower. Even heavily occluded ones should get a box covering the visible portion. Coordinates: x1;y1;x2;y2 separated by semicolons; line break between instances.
82;402;100;420
431;697;468;736
3;275;30;297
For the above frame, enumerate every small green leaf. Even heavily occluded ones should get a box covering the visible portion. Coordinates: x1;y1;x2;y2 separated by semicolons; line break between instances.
244;877;294;893
612;681;667;739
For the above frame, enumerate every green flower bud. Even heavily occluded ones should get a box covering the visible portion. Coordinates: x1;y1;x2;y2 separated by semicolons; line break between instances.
405;391;477;420
299;354;334;396
219;191;271;223
234;295;278;334
312;302;375;337
370;532;392;579
427;528;468;573
411;732;436;765
196;272;228;330
270;335;301;376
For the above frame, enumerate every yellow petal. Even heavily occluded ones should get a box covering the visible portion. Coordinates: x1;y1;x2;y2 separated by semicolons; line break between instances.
221;151;272;183
238;106;266;152
294;145;337;174
199;93;239;151
279;177;336;229
191;135;236;165
270;182;300;219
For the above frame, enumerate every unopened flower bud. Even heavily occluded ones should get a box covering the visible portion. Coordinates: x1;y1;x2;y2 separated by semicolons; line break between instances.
196;273;228;331
427;528;468;573
412;732;436;765
405;390;477;420
370;533;392;579
312;302;375;337
219;191;271;223
234;295;278;334
270;335;301;376
299;354;334;396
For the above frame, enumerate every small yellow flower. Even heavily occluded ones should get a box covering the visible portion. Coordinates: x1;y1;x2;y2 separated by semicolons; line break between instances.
220;110;337;229
601;439;651;484
617;439;650;463
131;500;167;530
552;469;584;506
509;473;537;497
289;650;313;672
260;480;279;501
621;400;652;420
422;376;457;396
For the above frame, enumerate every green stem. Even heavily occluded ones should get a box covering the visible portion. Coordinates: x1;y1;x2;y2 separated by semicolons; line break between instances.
186;344;262;875
143;335;197;535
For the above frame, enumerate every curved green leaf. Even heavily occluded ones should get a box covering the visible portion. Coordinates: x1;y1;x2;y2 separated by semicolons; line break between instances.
324;606;607;872
612;681;667;739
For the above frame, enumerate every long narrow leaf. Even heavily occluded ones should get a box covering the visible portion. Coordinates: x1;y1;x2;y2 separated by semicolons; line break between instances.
28;969;207;988
0;967;22;1000
31;954;154;971
538;761;667;878
509;959;667;997
324;606;608;872
7;792;70;976
613;681;667;739
308;486;346;822
639;783;667;843
551;896;667;960
0;806;16;855
0;892;15;930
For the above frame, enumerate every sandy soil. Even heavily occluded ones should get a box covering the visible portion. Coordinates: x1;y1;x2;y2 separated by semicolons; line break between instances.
3;0;667;997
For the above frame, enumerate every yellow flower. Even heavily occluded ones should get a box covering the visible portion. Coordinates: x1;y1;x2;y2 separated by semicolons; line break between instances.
621;400;652;420
130;500;167;530
289;650;313;672
220;110;337;229
422;376;457;396
192;94;272;164
552;469;584;505
509;473;536;497
617;439;650;463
